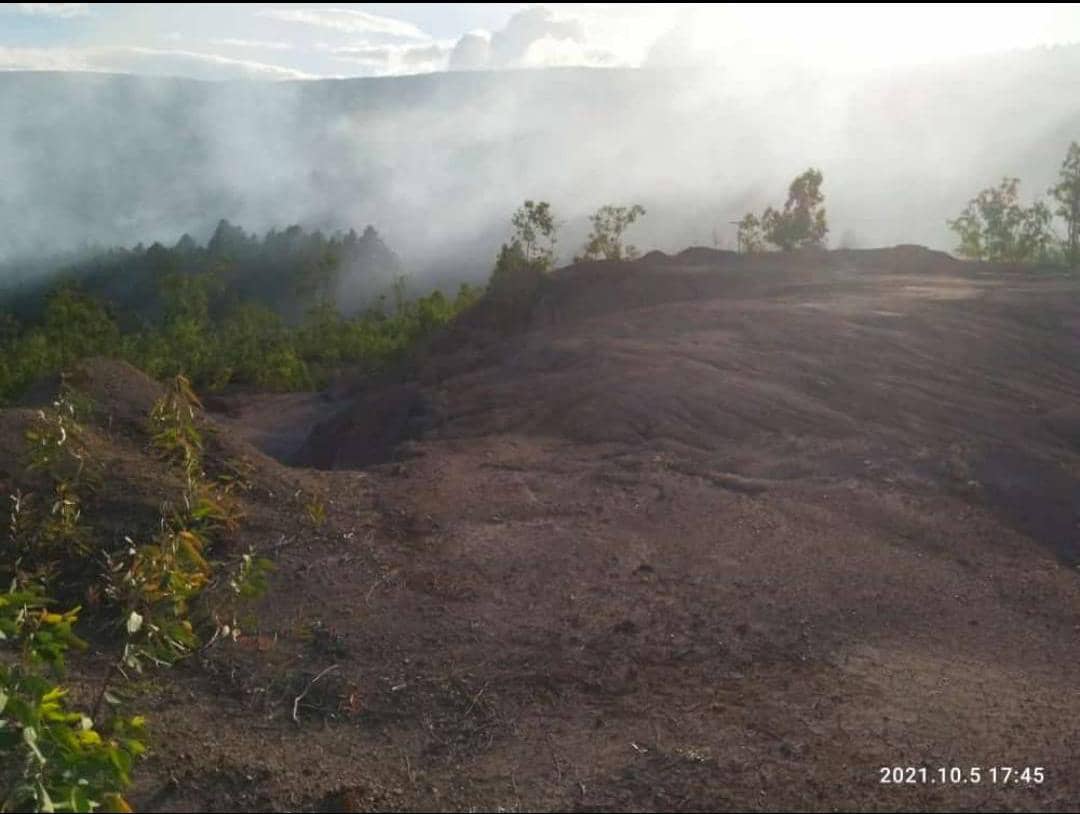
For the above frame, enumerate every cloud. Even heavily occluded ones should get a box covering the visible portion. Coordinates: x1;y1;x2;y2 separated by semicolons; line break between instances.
449;6;591;71
211;38;296;52
13;3;88;17
489;6;584;67
448;32;490;71
108;47;316;80
0;45;316;80
0;46;84;72
257;6;428;41
519;37;618;69
329;42;452;75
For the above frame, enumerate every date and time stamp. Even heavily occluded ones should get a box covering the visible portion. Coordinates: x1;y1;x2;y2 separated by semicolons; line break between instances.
879;766;1045;786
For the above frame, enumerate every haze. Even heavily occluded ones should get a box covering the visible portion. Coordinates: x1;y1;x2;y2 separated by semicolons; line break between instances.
3;3;1080;280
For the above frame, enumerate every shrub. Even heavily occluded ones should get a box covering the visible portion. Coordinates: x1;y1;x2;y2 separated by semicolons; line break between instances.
2;376;271;811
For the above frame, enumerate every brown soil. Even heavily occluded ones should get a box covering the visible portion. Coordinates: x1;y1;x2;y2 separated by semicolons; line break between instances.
6;246;1080;811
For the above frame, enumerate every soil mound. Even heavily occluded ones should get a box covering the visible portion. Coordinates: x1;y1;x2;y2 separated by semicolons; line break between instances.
302;246;1080;562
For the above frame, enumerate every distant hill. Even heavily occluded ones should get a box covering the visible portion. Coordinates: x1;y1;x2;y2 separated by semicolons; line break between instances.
2;49;1080;277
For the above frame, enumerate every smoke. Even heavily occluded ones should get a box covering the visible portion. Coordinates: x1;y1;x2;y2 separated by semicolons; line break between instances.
2;41;1080;287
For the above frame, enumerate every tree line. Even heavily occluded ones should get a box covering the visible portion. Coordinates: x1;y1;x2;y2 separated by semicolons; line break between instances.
0;223;480;402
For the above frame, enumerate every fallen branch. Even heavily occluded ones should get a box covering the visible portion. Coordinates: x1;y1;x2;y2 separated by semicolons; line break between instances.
292;664;339;724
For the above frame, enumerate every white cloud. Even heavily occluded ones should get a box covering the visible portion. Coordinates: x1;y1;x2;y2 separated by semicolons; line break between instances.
0;45;85;71
449;6;596;71
211;38;296;52
488;6;583;67
257;6;428;41
444;6;642;72
0;45;316;80
14;3;88;17
329;41;452;75
112;47;316;80
520;36;614;69
448;31;490;71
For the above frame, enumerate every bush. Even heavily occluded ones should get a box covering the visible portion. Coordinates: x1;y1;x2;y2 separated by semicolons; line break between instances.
2;379;271;811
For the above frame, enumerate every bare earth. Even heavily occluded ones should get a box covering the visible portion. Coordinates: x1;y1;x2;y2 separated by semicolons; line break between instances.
8;247;1079;811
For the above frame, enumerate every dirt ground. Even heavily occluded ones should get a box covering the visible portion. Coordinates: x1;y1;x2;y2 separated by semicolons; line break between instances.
7;246;1080;811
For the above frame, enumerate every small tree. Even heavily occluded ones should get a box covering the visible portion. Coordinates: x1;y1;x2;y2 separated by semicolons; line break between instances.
948;177;1054;263
510;200;558;270
736;213;764;254
760;168;828;251
576;204;646;262
488;201;559;328
1050;141;1080;268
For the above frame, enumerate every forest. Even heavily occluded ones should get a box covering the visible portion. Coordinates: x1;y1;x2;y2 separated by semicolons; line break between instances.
0;221;480;401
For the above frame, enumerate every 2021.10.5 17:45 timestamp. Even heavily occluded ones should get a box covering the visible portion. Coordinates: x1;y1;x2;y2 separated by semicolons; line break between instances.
879;767;1045;785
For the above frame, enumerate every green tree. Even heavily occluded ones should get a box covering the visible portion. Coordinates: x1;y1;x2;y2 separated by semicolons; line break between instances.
736;213;764;254
576;204;646;262
760;168;828;251
1050;141;1080;268
948;177;1054;263
511;200;558;269
488;201;560;327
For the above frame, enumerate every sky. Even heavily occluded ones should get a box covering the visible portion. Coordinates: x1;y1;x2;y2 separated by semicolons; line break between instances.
3;3;1080;80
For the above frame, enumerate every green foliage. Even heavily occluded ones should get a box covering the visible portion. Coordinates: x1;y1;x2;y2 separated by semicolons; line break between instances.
486;201;561;329
1;582;139;812
1050;141;1080;268
948;177;1055;263
216;304;311;391
736;213;765;254
0;220;479;403
488;241;546;330
0;663;143;813
148;375;204;482
488;241;531;291
40;290;120;370
228;549;274;602
511;200;558;269
0;588;85;671
303;492;327;529
576;204;646;262
758;168;828;251
109;526;208;669
9;394;100;590
0;294;121;403
3;377;273;811
1;264;475;405
109;374;247;669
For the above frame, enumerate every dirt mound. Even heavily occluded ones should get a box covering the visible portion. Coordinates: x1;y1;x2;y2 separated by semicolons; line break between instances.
305;246;1080;562
14;357;164;428
2;356;314;539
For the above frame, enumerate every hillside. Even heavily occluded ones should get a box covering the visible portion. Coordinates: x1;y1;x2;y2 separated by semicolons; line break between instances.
16;246;1065;810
